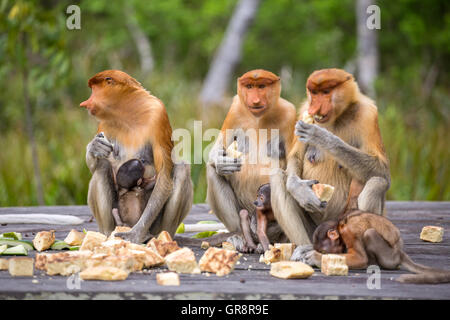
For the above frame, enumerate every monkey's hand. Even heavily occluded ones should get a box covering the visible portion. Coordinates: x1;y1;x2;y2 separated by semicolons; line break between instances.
286;174;327;213
291;245;322;267
295;120;335;149
304;250;322;267
213;149;242;176
86;132;113;172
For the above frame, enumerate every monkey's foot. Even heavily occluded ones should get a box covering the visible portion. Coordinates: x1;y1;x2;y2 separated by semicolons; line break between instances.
227;234;253;253
115;229;153;244
255;243;265;254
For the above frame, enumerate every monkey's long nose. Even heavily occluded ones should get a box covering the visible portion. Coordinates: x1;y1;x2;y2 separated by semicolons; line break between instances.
308;104;321;116
253;201;258;206
80;100;89;108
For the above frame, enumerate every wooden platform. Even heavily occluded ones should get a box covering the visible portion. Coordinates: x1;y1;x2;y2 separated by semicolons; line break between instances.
0;202;449;300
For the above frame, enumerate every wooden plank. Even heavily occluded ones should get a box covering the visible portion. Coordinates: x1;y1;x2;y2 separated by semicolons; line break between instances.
0;201;449;300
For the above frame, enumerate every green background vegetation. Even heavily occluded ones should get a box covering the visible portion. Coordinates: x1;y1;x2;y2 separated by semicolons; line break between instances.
0;0;449;206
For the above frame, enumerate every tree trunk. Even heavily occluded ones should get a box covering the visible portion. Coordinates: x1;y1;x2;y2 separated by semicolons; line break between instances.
200;0;261;108
126;3;154;75
356;0;379;97
22;53;45;206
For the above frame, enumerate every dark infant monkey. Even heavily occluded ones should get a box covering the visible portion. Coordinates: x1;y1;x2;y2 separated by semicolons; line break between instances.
239;184;282;253
112;159;156;228
306;210;450;284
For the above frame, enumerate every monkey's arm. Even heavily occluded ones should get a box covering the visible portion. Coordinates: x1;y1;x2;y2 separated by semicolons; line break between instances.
116;145;173;243
284;142;326;214
295;121;389;183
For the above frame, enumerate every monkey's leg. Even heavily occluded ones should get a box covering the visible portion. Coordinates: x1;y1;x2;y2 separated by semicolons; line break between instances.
87;159;117;235
270;168;317;246
111;208;123;226
256;210;270;252
239;209;257;252
363;228;401;269
206;163;242;232
358;177;390;215
154;162;193;236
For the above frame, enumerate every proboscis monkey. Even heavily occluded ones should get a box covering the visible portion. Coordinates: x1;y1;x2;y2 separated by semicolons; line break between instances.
306;211;450;284
206;69;296;252
80;70;193;242
113;158;157;227
239;183;275;253
269;68;390;258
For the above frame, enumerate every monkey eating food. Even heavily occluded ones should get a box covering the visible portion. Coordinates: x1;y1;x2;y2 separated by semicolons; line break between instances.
304;210;450;284
206;69;295;252
81;70;193;242
270;68;391;256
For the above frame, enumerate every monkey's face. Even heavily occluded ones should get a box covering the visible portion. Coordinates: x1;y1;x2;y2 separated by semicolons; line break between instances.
306;69;354;125
253;184;271;210
81;70;142;119
80;84;111;119
314;228;345;254
238;70;280;117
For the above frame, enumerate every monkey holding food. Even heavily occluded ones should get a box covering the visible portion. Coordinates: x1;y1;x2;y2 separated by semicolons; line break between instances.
112;158;157;227
81;70;193;241
206;69;297;252
302;210;450;284
270;68;391;257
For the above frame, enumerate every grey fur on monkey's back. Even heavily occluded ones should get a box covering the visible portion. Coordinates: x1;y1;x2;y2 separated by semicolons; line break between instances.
0;201;449;300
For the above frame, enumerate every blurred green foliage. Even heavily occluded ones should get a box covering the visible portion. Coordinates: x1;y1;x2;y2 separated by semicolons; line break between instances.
0;0;449;206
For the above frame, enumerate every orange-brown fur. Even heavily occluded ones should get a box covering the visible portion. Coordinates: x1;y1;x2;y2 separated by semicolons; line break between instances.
82;70;192;239
207;69;295;248
221;70;296;212
288;69;388;220
312;211;450;283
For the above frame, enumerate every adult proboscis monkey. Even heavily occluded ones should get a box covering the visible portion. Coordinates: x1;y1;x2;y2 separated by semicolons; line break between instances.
81;70;193;243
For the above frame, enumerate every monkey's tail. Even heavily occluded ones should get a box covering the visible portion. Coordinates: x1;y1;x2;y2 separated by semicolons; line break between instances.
396;252;450;284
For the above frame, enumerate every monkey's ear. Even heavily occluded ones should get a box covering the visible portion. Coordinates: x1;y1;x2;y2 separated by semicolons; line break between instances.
327;229;339;241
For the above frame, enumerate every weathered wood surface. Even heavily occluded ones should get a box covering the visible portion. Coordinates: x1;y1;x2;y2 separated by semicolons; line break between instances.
0;202;449;300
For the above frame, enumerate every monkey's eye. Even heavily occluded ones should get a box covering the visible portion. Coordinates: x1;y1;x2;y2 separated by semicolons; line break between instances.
105;77;113;84
258;84;266;89
246;84;253;89
310;90;318;95
323;89;330;94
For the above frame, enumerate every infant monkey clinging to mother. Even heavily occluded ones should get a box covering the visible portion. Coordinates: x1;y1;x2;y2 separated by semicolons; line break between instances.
112;157;156;228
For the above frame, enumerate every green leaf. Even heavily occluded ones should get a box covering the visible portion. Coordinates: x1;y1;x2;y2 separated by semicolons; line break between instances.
1;232;22;240
175;222;185;234
192;231;217;239
0;238;34;250
1;244;28;256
